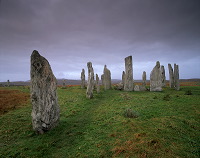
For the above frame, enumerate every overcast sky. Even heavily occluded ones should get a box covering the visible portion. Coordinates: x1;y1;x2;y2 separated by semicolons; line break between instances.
0;0;200;81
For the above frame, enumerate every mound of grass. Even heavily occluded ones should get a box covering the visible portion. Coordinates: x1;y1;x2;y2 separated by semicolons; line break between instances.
0;86;200;158
124;108;139;118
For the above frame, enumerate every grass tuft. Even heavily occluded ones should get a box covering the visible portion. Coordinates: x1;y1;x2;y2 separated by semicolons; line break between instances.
124;108;139;118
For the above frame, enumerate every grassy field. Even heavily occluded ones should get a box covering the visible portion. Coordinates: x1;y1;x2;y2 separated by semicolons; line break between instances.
0;84;199;158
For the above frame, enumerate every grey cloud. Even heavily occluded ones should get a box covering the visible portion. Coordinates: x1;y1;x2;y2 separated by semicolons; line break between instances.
0;0;200;81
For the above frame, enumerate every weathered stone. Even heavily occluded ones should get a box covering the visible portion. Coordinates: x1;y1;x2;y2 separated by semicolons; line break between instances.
103;65;111;90
30;50;60;134
168;64;174;88
86;62;94;99
150;61;162;91
121;71;125;90
101;74;104;85
81;69;86;89
134;85;140;91
96;74;100;93
134;85;146;91
161;65;166;87
7;80;10;87
63;79;66;87
174;64;180;90
124;56;134;91
115;82;124;90
142;71;146;86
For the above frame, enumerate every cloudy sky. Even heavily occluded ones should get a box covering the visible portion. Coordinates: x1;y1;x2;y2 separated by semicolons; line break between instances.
0;0;200;81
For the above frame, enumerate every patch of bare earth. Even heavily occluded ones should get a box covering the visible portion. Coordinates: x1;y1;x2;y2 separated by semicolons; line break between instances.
0;89;30;115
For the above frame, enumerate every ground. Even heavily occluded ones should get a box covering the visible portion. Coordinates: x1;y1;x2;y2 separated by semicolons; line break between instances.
0;82;199;158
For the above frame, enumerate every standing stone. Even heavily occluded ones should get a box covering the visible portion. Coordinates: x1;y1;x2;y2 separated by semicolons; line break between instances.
168;64;174;88
63;79;66;87
7;80;10;87
86;62;94;99
103;65;111;90
174;64;180;90
161;65;166;87
96;74;100;93
150;61;162;91
124;56;134;91
142;71;146;86
30;50;60;134
81;69;86;89
134;85;140;91
101;74;104;86
122;71;125;89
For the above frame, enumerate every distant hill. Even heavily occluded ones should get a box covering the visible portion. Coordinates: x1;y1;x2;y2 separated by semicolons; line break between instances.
0;78;199;86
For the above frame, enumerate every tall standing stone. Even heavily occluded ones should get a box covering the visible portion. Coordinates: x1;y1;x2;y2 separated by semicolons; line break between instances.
124;56;134;91
86;62;94;99
150;61;162;91
122;71;125;88
30;50;60;134
7;80;10;87
63;79;66;87
101;74;104;85
142;71;146;86
103;65;111;90
174;64;180;90
161;65;166;87
96;74;100;93
81;69;86;89
168;64;174;88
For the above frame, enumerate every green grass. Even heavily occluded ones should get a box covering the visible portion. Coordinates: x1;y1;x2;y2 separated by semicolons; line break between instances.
0;86;200;158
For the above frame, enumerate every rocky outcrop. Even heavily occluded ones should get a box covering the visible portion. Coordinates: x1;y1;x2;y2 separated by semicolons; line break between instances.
30;50;60;134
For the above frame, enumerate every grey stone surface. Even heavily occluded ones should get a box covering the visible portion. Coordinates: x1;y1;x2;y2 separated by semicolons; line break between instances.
96;74;100;93
63;79;66;87
103;65;111;90
122;71;125;90
115;82;124;90
150;61;162;91
134;85;146;91
30;50;60;134
134;85;140;91
86;62;94;98
101;74;104;85
168;63;180;90
161;65;166;87
7;80;10;87
168;64;174;88
124;56;134;91
174;64;180;90
142;71;146;86
81;69;86;89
